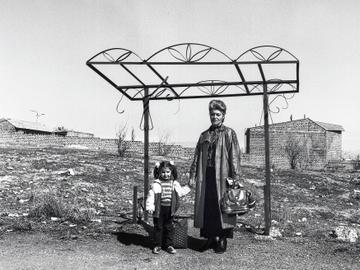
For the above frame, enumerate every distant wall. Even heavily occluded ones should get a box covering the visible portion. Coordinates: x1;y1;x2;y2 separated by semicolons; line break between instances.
0;132;195;158
0;132;117;152
66;130;94;138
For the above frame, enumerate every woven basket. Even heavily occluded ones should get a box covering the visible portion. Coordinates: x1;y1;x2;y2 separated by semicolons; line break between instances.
173;216;189;248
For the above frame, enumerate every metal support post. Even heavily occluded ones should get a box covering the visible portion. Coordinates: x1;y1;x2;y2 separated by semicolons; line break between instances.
132;186;138;223
263;83;272;235
143;88;150;221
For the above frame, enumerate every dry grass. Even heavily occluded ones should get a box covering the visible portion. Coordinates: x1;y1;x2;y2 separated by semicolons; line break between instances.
29;191;95;224
1;147;360;243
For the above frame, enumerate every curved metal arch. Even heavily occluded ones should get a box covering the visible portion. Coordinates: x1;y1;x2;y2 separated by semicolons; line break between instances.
86;43;299;101
236;45;299;62
146;42;234;62
86;48;143;63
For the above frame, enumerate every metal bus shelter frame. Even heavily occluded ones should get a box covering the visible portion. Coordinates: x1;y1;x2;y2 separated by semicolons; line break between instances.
87;43;300;235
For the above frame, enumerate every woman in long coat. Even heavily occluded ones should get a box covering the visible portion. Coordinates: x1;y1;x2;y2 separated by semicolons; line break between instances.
189;99;241;253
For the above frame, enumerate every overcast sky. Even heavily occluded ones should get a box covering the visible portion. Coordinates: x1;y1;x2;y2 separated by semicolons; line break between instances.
1;0;359;153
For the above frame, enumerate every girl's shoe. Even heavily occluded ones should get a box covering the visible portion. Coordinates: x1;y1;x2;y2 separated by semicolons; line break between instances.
166;246;176;254
152;246;161;254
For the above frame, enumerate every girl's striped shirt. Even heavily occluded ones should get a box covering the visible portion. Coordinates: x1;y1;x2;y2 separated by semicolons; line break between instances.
160;180;173;206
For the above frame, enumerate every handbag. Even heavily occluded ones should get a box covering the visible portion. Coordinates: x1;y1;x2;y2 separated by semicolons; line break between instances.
220;178;256;215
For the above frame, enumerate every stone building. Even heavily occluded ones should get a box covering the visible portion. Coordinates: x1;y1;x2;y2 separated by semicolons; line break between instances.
244;118;344;169
54;127;94;138
0;118;94;138
0;118;53;135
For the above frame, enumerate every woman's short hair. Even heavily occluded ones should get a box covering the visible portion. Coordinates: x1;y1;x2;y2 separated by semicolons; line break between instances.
209;99;226;114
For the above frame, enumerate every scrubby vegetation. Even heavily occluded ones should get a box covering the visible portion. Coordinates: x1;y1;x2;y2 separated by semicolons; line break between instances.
0;147;360;243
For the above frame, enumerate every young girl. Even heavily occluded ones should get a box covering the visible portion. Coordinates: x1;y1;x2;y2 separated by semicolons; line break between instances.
146;160;191;254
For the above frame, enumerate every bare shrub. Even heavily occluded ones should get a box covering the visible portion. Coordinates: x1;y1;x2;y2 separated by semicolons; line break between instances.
131;127;136;142
283;134;307;169
157;131;174;156
116;124;128;157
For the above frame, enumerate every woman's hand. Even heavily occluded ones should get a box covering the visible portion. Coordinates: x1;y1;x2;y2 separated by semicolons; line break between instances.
147;209;154;215
188;177;196;188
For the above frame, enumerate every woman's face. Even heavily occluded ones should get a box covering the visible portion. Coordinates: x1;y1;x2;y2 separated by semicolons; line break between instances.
209;109;225;127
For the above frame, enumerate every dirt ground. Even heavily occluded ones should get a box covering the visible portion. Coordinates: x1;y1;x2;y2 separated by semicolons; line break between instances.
1;147;360;269
0;228;359;270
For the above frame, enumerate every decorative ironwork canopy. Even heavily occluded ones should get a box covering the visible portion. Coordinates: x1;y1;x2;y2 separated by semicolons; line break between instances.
86;43;299;101
86;43;300;235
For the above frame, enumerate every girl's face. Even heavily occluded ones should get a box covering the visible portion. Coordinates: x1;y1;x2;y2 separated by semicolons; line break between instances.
210;109;225;127
160;167;172;181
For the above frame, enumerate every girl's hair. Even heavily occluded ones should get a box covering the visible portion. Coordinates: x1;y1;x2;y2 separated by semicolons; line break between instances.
153;161;178;180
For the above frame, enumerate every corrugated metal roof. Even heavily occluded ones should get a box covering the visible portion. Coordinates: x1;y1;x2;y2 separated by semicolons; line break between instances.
6;118;53;133
314;121;345;132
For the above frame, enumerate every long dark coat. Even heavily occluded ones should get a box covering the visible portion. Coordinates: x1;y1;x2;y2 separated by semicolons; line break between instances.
190;125;242;229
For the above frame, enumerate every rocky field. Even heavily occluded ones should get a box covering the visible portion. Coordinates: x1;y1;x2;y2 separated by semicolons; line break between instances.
1;146;360;244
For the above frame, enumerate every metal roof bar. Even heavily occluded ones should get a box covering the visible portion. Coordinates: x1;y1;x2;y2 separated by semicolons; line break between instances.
115;80;297;90
88;60;298;65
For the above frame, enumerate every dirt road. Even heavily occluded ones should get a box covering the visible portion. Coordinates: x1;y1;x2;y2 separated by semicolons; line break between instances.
0;231;358;270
